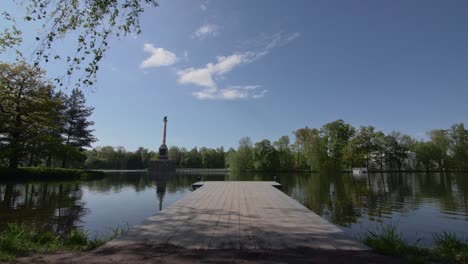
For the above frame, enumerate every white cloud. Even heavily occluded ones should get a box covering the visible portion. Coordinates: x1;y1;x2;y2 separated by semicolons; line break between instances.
200;3;207;11
193;24;220;40
140;43;177;69
178;31;300;100
194;85;267;100
178;67;216;89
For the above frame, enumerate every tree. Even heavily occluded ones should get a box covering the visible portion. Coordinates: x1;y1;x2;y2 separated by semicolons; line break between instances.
225;137;254;171
181;147;202;168
293;127;327;171
253;139;280;171
414;141;438;171
61;88;96;167
273;135;294;171
344;126;378;170
428;129;450;171
321;120;355;169
1;0;159;87
372;131;387;171
448;123;468;171
383;135;407;171
0;62;63;168
168;146;183;167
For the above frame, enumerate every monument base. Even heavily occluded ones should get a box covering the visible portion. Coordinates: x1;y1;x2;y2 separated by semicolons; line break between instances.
148;160;176;179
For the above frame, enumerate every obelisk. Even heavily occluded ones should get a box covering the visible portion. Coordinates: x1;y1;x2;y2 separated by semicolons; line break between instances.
158;116;168;159
148;116;176;177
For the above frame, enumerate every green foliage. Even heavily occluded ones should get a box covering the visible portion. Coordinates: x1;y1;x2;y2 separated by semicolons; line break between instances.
0;223;125;260
293;127;327;171
87;120;468;172
274;136;295;171
2;0;158;87
414;141;439;171
0;62;96;169
382;134;408;171
0;62;63;168
363;225;468;263
0;167;104;180
344;126;378;169
363;224;407;255
321;120;356;169
61;88;96;168
0;12;22;53
448;123;468;171
226;137;254;172
252;139;279;171
433;232;468;263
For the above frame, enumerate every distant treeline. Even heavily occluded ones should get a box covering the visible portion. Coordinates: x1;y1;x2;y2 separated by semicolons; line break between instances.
85;120;468;172
0;63;95;169
84;146;225;170
227;121;468;172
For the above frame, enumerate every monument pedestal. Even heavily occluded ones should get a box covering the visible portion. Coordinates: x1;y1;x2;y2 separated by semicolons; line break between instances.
148;116;176;178
148;160;176;179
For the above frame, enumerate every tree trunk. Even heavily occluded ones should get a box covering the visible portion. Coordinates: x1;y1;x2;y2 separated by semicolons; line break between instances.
28;152;34;167
47;154;52;167
380;154;383;172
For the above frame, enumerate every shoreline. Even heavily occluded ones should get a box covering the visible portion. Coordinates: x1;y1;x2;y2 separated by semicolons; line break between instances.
0;167;105;181
11;243;404;264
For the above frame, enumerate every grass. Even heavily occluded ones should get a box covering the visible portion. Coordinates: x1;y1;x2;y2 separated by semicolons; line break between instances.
0;167;105;181
0;223;127;261
363;224;468;263
433;232;468;263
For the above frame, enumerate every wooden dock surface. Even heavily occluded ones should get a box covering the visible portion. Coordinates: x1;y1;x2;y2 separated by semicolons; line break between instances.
106;181;368;250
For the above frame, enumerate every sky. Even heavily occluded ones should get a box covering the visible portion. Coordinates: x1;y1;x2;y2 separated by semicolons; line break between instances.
2;0;468;151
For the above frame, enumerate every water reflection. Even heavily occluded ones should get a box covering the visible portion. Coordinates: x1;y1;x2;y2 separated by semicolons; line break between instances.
0;172;467;245
0;182;87;235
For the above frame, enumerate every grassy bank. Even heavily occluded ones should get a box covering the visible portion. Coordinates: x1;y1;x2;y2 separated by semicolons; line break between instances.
0;223;124;261
0;167;105;181
363;225;468;263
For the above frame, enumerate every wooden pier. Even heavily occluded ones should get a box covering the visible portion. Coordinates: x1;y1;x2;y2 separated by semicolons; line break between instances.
106;181;368;250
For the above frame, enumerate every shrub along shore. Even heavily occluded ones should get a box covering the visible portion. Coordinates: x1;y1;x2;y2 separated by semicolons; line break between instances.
363;225;468;263
0;223;124;261
0;167;105;181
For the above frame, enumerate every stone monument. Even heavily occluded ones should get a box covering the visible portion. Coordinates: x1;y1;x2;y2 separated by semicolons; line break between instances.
148;116;176;177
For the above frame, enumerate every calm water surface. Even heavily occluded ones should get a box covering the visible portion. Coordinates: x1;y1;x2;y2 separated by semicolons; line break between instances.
1;172;467;246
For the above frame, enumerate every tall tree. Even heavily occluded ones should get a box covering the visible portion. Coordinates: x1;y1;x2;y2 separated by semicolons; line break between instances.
448;123;468;171
344;126;378;170
0;62;62;168
428;129;450;171
414;141;438;171
226;137;254;171
293;127;327;171
383;135;408;171
274;135;294;171
321;120;355;169
61;88;96;167
253;139;280;171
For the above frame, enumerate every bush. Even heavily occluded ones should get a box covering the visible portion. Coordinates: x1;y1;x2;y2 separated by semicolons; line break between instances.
0;223;126;261
362;224;407;255
433;232;468;263
363;224;468;263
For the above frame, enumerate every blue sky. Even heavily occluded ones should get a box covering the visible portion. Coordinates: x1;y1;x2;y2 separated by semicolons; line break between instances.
2;0;468;150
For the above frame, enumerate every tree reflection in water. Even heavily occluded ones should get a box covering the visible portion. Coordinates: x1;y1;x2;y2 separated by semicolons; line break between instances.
0;171;467;244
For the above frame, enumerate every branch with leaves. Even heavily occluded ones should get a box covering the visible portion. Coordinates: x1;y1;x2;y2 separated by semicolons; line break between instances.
2;0;158;88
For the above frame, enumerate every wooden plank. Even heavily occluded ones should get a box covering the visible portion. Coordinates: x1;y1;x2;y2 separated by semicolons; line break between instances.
108;181;368;251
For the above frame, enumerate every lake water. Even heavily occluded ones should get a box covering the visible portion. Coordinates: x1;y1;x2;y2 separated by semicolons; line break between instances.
1;171;467;246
